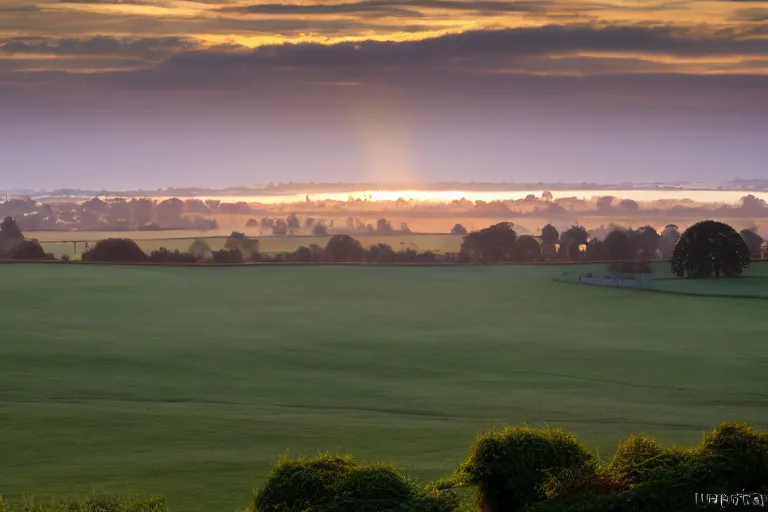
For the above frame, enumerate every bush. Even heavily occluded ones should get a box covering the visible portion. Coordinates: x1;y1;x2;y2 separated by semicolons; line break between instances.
212;249;244;263
325;235;365;262
11;240;55;260
529;422;768;512
456;426;592;512
148;248;197;263
290;246;313;262
253;453;356;512
81;238;148;262
0;494;166;512
252;454;458;512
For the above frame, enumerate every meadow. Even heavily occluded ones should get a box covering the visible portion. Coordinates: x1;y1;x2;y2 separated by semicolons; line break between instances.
1;264;767;511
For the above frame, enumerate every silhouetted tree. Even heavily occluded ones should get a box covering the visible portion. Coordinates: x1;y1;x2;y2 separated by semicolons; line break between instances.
542;191;554;202
629;225;660;259
399;222;411;234
619;199;639;210
740;229;764;259
672;220;750;278
604;230;633;261
451;224;468;235
367;243;397;263
460;222;518;262
658;224;680;259
246;218;259;227
155;198;184;227
0;217;24;257
286;214;300;230
183;199;210;215
558;225;589;260
584;239;606;261
225;232;260;260
515;235;541;262
376;218;394;234
12;239;54;260
130;198;155;227
81;238;148;262
312;223;329;236
596;196;615;211
540;224;559;245
325;235;365;262
273;219;288;235
148;248;197;263
189;239;213;261
739;194;767;212
291;246;313;262
260;218;275;228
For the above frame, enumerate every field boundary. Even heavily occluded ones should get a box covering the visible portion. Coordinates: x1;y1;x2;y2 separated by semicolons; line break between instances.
555;276;768;300
0;259;630;268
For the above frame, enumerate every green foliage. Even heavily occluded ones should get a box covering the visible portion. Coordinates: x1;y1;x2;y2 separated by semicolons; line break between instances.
0;494;165;512
81;238;148;263
11;240;55;260
225;232;260;261
325;235;366;262
0;216;24;257
461;222;518;262
368;243;397;263
456;426;592;512
540;224;559;246
603;230;633;261
148;248;197;263
188;239;213;261
212;248;244;263
527;422;768;512
672;220;750;278
252;454;458;512
515;235;541;262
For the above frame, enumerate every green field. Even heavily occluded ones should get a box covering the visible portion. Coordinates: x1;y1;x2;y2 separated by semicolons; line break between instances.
1;264;767;511
36;233;464;259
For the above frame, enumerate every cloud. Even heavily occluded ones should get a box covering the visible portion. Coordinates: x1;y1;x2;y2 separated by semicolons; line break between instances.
74;25;768;91
219;0;547;16
729;7;768;20
0;36;205;60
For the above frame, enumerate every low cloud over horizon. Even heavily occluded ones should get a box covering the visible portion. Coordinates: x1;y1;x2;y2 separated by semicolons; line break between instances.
0;0;766;189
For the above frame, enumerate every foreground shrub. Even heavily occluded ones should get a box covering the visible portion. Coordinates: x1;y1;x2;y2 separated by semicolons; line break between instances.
11;240;55;260
81;238;148;263
252;453;458;512
0;494;165;512
148;248;197;263
528;422;768;512
456;426;592;512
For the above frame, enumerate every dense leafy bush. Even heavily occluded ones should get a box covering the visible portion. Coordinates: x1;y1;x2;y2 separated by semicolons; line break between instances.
0;494;165;512
11;240;55;260
81;238;148;262
528;422;768;512
252;453;458;512
148;248;197;263
456;426;592;512
212;248;244;263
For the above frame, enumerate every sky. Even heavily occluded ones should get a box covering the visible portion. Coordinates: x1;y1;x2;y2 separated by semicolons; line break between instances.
0;0;767;190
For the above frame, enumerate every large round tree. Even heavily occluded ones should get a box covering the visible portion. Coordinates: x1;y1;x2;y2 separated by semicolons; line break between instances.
671;220;750;278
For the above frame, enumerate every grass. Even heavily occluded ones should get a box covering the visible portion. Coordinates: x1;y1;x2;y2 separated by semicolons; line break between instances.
0;264;767;511
37;234;465;259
